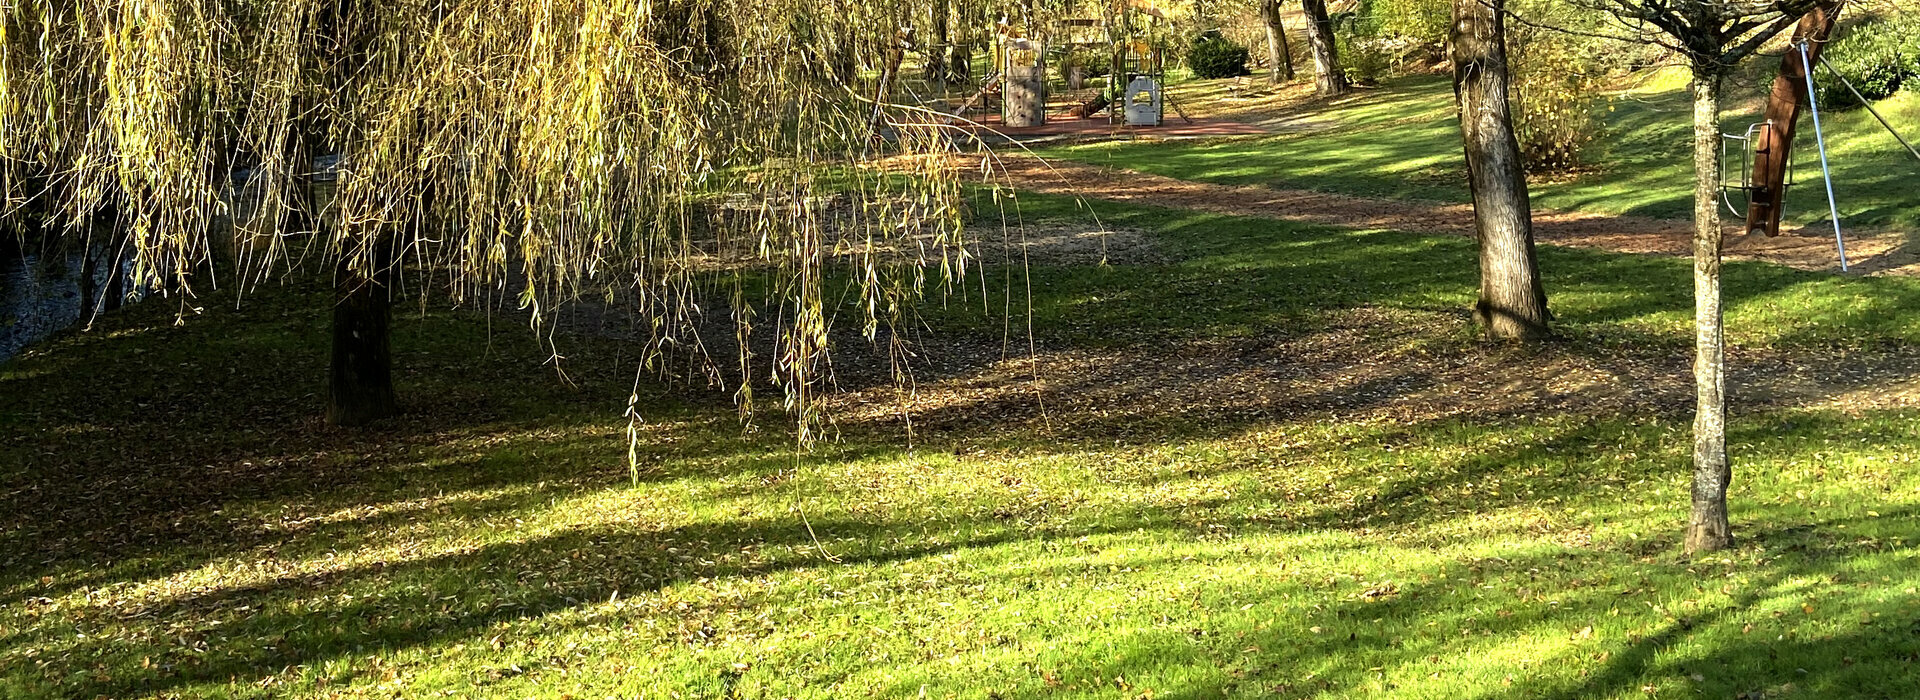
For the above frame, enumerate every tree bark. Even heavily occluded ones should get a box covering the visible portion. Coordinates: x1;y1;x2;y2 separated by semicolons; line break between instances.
928;0;950;87
1300;0;1348;96
866;34;907;133
833;30;859;86
1262;0;1295;83
1686;68;1732;553
327;231;398;426
876;35;905;110
78;238;99;319
1452;0;1549;341
950;41;971;84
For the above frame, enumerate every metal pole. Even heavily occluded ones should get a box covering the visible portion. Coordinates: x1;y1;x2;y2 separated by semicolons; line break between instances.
1816;52;1920;163
1798;41;1849;271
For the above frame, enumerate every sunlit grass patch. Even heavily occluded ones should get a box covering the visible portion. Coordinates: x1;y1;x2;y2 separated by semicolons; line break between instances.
5;199;1920;698
1040;75;1920;230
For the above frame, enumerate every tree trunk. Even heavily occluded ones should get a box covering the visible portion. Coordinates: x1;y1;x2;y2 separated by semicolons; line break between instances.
1686;69;1732;554
928;0;950;87
833;32;859;86
77;239;99;319
100;244;126;313
875;37;905;117
1300;0;1348;96
1262;0;1295;83
949;41;971;84
327;232;398;426
1452;0;1549;341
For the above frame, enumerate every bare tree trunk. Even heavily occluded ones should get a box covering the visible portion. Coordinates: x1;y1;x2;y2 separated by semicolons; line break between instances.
877;37;905;107
100;242;126;313
1262;0;1295;83
1300;0;1348;96
1686;68;1732;553
327;230;398;426
1453;0;1549;340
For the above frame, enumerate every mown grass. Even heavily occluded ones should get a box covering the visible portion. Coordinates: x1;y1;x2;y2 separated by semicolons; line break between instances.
939;194;1920;351
1039;74;1920;230
5;196;1920;699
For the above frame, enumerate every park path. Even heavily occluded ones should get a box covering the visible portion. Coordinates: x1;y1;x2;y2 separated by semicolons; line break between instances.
998;154;1919;276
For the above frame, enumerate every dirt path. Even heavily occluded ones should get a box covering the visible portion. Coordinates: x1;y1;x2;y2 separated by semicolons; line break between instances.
1000;155;1920;276
819;309;1920;444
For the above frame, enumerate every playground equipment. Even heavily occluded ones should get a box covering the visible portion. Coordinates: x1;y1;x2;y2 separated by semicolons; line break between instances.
1125;74;1163;126
961;0;1197;131
1104;3;1171;126
1723;2;1919;271
1041;1;1178;126
1001;35;1048;127
1728;3;1841;239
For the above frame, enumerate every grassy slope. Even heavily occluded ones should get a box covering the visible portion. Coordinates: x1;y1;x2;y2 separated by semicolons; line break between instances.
5;196;1920;698
1042;74;1920;230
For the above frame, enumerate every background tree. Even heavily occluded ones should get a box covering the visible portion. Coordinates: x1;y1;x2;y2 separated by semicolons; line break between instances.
1571;0;1830;552
928;0;952;86
1300;0;1349;95
1453;0;1549;341
1261;0;1295;83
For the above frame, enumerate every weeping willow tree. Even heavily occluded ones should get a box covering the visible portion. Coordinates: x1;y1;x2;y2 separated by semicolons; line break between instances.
1;0;1009;435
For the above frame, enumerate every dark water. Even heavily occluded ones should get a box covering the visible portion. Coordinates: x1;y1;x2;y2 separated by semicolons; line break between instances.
0;248;138;364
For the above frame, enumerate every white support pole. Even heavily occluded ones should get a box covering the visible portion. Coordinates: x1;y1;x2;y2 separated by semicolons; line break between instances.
1798;41;1849;271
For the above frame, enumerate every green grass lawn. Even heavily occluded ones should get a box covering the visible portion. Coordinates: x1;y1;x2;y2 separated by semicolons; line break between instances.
6;195;1920;698
1041;75;1920;231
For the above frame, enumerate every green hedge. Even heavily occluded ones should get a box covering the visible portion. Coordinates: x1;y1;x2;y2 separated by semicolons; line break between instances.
1186;38;1250;80
1816;14;1920;110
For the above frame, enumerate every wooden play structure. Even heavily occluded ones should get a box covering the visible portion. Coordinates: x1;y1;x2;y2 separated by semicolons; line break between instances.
964;0;1183;129
1725;1;1920;270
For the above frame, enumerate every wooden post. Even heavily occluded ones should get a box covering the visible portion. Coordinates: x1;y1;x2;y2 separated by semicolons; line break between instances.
1744;2;1843;237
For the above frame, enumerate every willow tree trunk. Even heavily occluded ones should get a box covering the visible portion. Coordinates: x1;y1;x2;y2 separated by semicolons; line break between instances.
928;0;950;87
78;239;100;319
1262;0;1295;83
1686;68;1732;553
1300;0;1348;96
834;44;858;86
950;42;971;84
327;233;397;426
1452;0;1549;340
874;38;905;127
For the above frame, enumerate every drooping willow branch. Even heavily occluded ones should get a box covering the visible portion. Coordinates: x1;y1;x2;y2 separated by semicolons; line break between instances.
1;0;1026;439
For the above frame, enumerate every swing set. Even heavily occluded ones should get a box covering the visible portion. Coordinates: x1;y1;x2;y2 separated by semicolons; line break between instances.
1722;3;1920;272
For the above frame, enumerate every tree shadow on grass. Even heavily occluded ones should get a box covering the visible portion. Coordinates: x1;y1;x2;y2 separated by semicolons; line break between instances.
13;512;1188;699
7;200;1920;697
0;282;820;603
975;505;1920;700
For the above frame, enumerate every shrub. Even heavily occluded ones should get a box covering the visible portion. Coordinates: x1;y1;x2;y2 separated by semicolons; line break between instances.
1186;37;1251;79
1368;0;1450;49
1336;33;1399;86
1816;14;1919;110
1508;22;1605;173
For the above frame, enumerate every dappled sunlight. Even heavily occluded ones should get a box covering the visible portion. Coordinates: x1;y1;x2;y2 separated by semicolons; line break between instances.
8;190;1920;697
1043;73;1920;232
